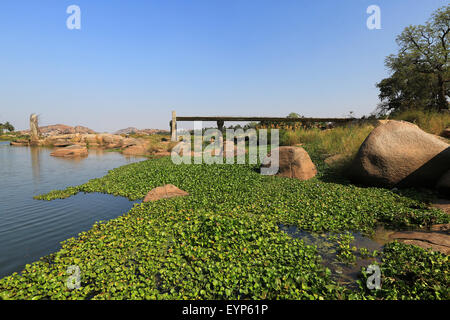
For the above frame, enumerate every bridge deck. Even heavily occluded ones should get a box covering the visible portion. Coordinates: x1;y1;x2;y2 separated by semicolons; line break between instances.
175;116;353;123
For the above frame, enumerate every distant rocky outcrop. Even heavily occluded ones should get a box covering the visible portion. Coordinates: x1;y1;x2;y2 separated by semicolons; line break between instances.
114;127;169;135
350;120;450;188
118;128;168;135
114;127;140;135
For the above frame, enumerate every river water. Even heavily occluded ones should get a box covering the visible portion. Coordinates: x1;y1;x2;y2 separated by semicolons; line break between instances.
0;141;146;278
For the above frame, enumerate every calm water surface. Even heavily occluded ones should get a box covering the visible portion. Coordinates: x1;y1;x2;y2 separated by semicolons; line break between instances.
279;224;385;289
0;141;146;278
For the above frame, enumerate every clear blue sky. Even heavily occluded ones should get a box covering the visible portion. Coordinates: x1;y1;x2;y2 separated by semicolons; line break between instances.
1;0;448;132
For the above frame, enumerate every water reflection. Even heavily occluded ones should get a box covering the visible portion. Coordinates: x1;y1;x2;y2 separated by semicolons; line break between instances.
30;147;41;184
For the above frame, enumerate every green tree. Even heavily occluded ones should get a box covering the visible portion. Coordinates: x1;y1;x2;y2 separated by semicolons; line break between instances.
287;112;302;118
243;121;258;129
0;122;15;135
4;122;14;132
376;5;450;114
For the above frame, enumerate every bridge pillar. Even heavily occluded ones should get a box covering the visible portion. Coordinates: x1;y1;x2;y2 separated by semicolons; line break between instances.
171;111;177;141
217;120;224;132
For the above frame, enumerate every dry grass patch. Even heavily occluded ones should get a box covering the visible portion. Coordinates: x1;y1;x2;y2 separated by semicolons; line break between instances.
391;109;450;136
280;124;375;164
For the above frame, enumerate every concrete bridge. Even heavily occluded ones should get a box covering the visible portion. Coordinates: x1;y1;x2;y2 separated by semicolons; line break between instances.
170;111;354;141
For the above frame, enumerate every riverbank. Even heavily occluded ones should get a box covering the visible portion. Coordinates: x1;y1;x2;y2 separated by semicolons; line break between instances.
1;146;448;299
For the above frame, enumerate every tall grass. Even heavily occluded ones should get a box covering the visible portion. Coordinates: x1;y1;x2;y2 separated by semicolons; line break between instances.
391;109;450;135
280;124;375;158
280;109;449;155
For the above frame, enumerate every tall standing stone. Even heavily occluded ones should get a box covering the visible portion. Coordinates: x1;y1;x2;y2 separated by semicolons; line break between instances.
29;114;40;143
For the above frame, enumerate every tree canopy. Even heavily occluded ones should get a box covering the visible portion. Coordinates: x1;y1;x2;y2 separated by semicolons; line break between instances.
376;5;450;115
0;122;15;134
287;112;302;118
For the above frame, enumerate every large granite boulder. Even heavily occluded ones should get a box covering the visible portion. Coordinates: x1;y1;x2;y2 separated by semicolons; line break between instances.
10;140;29;146
122;144;148;156
261;146;317;180
143;184;189;202
350;120;450;187
44;134;76;145
121;138;139;148
389;230;450;255
99;133;124;148
52;140;73;147
83;134;100;145
50;145;88;158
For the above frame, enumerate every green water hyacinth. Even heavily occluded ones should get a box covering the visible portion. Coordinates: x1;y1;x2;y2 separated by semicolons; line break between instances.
3;150;449;300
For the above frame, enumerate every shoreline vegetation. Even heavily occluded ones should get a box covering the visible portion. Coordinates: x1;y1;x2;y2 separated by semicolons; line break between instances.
0;111;449;300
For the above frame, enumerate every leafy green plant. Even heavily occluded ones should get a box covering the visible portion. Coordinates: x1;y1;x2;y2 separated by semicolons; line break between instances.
359;242;449;300
4;149;449;300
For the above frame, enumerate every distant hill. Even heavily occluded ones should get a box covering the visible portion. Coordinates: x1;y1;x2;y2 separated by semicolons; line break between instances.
19;124;169;136
114;127;169;135
114;127;139;135
20;124;96;136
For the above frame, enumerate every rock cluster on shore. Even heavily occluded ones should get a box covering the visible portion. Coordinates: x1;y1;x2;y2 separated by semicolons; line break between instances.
12;123;172;157
44;133;172;157
9;132;172;158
